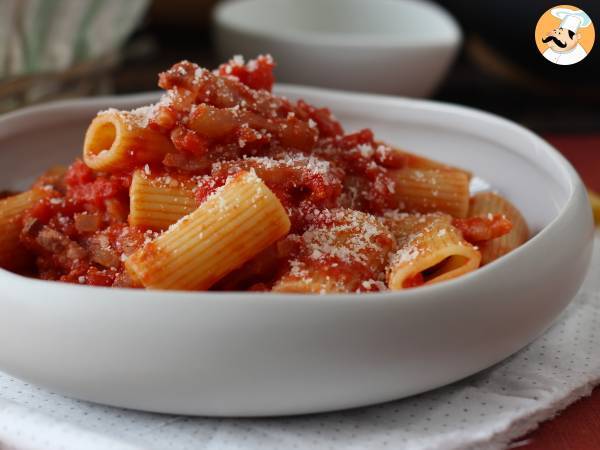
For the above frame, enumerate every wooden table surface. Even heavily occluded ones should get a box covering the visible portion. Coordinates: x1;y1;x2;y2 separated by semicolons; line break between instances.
515;134;600;449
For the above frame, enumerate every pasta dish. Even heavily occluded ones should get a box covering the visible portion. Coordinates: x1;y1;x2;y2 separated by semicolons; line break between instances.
0;56;529;293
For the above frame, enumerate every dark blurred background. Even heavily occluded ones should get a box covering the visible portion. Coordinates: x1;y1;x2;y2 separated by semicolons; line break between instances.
109;0;600;134
3;0;599;133
1;0;598;187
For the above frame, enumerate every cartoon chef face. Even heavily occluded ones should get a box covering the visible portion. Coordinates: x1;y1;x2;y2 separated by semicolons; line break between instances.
542;27;580;52
537;6;593;65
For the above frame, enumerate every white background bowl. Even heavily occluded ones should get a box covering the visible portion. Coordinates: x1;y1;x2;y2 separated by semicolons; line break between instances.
214;0;462;96
0;87;593;416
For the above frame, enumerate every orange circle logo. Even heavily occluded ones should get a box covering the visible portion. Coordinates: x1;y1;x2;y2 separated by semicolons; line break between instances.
535;5;595;65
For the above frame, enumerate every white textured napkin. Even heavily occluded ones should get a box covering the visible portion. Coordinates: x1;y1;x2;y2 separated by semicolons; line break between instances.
1;235;599;450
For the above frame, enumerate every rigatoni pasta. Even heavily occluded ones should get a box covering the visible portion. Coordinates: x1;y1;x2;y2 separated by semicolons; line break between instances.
390;169;470;218
0;55;528;292
468;193;529;265
385;213;481;289
273;209;395;293
125;171;291;290
129;170;197;230
0;189;47;270
84;109;176;172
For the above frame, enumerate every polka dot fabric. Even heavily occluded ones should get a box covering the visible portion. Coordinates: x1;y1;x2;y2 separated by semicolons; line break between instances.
1;236;599;450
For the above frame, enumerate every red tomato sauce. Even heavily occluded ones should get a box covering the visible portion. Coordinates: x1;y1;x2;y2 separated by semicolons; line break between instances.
402;273;425;289
452;214;513;243
12;55;507;290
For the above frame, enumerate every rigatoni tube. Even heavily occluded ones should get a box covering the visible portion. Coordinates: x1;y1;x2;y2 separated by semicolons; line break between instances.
469;193;529;265
272;209;395;294
390;168;470;218
125;171;291;290
129;170;197;231
385;213;481;290
83;109;176;172
0;189;46;270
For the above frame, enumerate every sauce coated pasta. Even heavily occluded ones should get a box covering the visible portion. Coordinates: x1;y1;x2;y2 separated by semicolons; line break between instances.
0;56;529;292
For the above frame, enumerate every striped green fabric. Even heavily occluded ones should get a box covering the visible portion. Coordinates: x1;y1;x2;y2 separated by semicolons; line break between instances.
0;0;149;79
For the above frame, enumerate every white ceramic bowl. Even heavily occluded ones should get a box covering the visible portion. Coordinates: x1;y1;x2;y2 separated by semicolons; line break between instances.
0;86;593;417
213;0;462;96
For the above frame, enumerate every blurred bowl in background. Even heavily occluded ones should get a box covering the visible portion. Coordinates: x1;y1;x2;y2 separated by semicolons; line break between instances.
214;0;462;97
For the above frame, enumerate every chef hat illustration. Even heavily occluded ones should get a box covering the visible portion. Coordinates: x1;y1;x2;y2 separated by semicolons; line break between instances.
551;7;592;33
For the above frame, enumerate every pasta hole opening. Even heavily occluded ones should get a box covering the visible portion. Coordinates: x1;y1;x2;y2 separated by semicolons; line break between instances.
423;255;468;282
88;122;117;158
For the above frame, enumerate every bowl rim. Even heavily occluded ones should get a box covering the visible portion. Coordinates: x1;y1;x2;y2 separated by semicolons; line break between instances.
213;0;462;49
0;86;588;303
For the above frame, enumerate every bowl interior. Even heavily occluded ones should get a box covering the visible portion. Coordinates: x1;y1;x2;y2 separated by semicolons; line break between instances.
216;0;459;45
